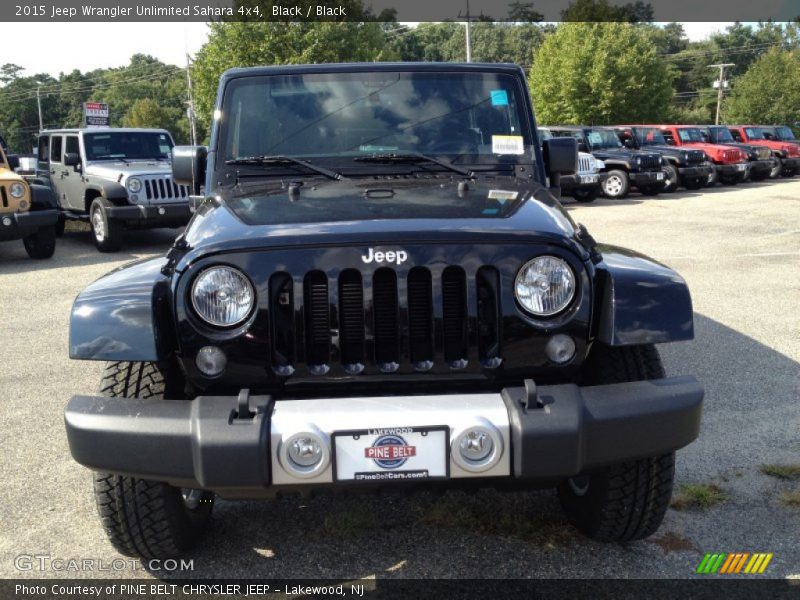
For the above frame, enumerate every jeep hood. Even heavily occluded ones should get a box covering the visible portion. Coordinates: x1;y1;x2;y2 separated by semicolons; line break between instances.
85;160;172;181
178;177;583;266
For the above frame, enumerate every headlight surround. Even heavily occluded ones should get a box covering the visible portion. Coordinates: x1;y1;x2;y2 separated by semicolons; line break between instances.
126;177;142;193
9;182;26;198
191;266;255;327
515;256;576;317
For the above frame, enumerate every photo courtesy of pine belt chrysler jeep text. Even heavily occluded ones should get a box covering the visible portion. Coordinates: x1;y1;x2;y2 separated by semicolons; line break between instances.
64;63;704;559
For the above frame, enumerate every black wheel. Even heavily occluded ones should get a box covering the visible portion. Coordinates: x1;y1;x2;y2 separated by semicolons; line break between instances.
22;225;56;259
639;185;661;196
572;188;598;203
557;344;675;543
601;170;630;199
769;158;782;179
55;214;65;237
782;165;797;178
90;197;123;252
706;164;718;187
720;175;738;186
684;178;705;190
749;170;769;182
662;164;679;192
93;361;213;559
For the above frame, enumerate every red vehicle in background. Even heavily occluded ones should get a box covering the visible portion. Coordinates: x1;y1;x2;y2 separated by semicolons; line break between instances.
760;124;800;146
729;125;800;177
656;125;749;186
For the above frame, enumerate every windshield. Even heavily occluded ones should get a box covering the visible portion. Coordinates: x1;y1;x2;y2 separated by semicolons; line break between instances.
219;71;533;167
709;127;735;143
585;129;622;149
775;126;796;141
744;127;764;140
677;128;705;143
84;132;173;160
634;127;667;145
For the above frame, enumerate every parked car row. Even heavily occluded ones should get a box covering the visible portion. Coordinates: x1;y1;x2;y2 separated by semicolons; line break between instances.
541;123;800;201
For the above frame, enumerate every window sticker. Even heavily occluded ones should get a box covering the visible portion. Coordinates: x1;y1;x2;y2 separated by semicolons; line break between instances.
488;189;518;201
491;135;524;155
490;89;509;106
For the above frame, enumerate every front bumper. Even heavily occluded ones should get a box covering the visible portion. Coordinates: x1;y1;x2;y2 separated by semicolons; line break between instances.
629;170;665;186
106;202;191;225
65;376;703;495
560;172;607;191
748;159;775;174
716;163;749;176
0;208;58;241
677;165;711;180
781;157;800;170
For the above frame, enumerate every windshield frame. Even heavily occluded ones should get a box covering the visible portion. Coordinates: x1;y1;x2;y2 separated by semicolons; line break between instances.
212;66;541;183
585;128;623;150
632;127;668;146
677;127;706;143
743;126;765;140
83;131;174;161
707;126;735;144
774;126;796;141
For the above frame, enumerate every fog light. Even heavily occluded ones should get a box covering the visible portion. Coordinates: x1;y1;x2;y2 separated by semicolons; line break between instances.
279;431;330;478
2;217;11;226
451;421;503;473
18;200;28;210
545;334;576;364
158;207;166;215
195;346;227;376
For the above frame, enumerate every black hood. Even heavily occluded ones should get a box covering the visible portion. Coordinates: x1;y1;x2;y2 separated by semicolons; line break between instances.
175;175;584;271
590;148;661;163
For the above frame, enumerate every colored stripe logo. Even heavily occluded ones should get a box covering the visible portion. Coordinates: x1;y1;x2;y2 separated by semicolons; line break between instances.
696;553;773;574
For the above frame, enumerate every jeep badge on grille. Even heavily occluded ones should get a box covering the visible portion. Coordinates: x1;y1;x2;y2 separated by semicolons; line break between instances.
362;248;408;265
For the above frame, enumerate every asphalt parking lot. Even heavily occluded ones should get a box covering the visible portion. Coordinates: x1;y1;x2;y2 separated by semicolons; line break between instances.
1;180;798;581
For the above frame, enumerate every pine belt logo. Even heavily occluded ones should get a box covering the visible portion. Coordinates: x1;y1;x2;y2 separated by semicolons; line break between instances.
696;552;773;575
364;434;417;469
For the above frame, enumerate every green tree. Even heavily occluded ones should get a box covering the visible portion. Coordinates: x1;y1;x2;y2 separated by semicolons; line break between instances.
529;23;673;124
561;0;654;22
724;48;800;124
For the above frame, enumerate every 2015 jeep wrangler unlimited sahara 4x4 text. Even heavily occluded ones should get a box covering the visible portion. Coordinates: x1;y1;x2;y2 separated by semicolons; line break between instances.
65;63;703;559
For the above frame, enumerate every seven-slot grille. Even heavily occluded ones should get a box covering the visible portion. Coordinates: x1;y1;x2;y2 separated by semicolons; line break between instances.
142;176;189;201
637;154;662;170
686;150;706;165
577;155;594;174
268;266;502;376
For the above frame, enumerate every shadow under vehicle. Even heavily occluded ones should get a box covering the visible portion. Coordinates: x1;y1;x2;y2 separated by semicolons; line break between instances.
64;62;703;558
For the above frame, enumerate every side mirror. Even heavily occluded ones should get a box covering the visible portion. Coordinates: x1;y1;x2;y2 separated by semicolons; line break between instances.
6;154;20;170
543;137;578;197
64;152;81;167
172;145;207;196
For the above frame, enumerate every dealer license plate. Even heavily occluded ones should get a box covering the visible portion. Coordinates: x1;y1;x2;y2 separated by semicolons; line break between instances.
332;426;449;482
656;172;664;180
579;175;598;184
737;163;747;171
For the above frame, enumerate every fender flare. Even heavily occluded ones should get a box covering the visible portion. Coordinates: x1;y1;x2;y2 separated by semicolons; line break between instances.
85;181;128;205
593;244;694;346
29;183;58;209
600;159;631;171
69;257;176;361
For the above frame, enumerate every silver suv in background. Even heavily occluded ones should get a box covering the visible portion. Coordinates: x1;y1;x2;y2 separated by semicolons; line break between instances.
539;127;606;202
35;128;191;251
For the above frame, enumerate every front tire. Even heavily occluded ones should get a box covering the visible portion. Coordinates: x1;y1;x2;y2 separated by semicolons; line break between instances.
22;225;56;259
557;344;675;542
93;361;213;559
572;187;598;203
662;164;679;192
90;198;123;252
684;177;705;190
706;164;718;187
601;170;630;199
769;158;782;179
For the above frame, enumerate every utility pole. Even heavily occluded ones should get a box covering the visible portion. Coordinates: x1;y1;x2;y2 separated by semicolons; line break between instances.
185;54;197;146
458;0;480;62
36;85;43;132
709;63;734;125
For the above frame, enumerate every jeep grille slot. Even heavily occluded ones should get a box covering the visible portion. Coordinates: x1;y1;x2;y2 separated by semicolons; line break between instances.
269;272;295;374
442;266;468;366
578;155;593;174
143;176;189;201
407;267;434;366
372;268;399;369
476;266;501;366
338;270;365;367
0;186;7;208
304;271;330;368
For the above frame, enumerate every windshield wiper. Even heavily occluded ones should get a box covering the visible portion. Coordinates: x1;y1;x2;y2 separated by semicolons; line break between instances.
226;155;342;181
353;152;473;177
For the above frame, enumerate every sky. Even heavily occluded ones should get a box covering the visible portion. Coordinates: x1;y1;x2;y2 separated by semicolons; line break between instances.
2;21;739;78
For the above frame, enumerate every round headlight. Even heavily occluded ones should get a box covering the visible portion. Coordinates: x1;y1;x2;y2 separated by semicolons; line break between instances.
126;177;142;193
515;256;576;317
9;182;26;198
191;266;255;327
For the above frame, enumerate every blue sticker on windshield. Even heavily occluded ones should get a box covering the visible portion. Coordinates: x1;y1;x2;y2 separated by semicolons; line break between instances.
490;90;509;106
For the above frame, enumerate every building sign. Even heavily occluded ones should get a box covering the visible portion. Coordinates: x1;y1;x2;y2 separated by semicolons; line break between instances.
84;102;109;128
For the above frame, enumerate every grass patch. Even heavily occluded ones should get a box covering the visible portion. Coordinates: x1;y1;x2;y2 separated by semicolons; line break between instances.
761;463;800;481
670;483;727;511
778;490;800;508
418;492;574;548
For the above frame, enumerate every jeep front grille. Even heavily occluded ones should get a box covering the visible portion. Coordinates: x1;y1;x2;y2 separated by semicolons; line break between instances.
686;150;706;165
638;155;662;170
268;266;502;376
578;155;593;174
142;176;189;201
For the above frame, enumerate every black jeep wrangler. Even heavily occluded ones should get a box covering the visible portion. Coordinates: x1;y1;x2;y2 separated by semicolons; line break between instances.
65;63;703;558
613;126;710;191
545;126;665;199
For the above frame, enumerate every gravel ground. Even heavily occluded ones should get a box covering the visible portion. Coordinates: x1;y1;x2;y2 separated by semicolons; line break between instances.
0;179;798;581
